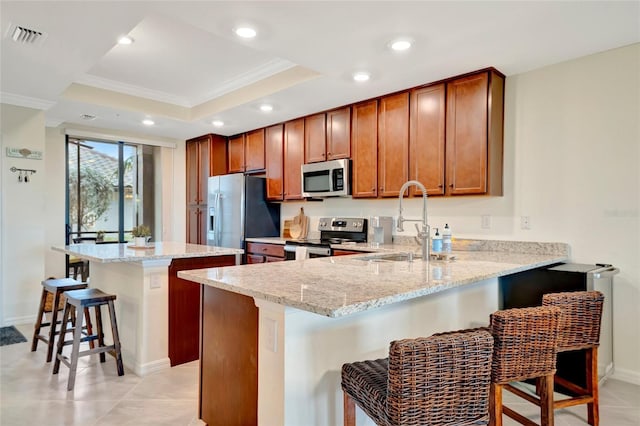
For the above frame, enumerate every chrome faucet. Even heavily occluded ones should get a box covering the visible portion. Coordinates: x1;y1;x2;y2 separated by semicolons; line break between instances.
397;180;430;261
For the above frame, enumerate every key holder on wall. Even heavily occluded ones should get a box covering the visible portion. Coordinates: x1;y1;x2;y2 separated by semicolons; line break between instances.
10;167;36;183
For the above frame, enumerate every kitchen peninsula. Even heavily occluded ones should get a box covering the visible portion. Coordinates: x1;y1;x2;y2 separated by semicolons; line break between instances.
178;239;569;426
52;241;243;376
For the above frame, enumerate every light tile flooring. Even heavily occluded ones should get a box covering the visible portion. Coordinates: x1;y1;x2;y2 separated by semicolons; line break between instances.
1;323;639;425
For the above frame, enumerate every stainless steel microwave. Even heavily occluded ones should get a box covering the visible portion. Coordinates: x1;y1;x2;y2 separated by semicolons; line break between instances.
301;159;350;198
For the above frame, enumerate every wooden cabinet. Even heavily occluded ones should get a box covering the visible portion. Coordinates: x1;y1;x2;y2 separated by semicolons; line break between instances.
245;129;265;172
228;134;245;173
265;124;284;200
326;107;351;160
351;100;378;198
446;70;504;195
378;92;409;197
168;255;236;367
410;84;446;196
304;113;327;163
245;242;285;263
186;134;226;244
332;249;365;256
284;118;305;200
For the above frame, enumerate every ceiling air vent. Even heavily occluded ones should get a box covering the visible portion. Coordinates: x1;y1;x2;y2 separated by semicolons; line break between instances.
7;23;47;45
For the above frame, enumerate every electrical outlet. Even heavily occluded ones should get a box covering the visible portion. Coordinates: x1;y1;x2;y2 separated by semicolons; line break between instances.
264;318;278;353
481;215;491;229
521;216;531;230
150;275;162;289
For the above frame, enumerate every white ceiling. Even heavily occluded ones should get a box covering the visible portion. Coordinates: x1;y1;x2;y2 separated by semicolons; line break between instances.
1;1;639;140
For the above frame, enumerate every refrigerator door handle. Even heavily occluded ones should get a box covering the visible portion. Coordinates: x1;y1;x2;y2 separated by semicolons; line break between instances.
215;193;221;246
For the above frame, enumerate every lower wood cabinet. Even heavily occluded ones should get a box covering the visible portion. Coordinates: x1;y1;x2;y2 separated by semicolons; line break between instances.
168;255;237;367
245;242;285;263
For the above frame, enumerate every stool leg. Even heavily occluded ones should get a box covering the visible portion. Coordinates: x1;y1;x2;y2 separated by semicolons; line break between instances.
84;307;95;350
107;300;124;376
53;302;72;375
343;392;356;426
587;348;599;426
489;382;503;426
45;291;63;362
95;305;106;363
66;304;84;391
31;289;48;352
540;374;555;426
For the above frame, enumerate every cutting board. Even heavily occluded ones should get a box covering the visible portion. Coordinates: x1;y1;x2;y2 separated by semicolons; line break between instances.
289;208;309;240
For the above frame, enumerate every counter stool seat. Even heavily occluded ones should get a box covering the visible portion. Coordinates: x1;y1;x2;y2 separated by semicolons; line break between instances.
53;288;124;391
31;278;93;362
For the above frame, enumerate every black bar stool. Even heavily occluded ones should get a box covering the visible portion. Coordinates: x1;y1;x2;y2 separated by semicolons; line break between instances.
31;277;93;362
52;288;124;391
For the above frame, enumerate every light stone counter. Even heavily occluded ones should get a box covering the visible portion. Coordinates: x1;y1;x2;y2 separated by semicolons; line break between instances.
178;240;569;318
51;241;243;376
244;236;288;245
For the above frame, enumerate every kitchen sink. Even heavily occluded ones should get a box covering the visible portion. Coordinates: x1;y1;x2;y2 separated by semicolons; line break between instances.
356;253;415;262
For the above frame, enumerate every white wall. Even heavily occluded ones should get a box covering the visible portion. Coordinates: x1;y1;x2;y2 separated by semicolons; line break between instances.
282;43;640;383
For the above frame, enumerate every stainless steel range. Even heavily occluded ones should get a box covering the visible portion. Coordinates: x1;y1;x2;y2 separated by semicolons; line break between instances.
284;217;368;259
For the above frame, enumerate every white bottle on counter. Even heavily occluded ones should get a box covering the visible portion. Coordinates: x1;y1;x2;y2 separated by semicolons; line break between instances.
442;223;452;253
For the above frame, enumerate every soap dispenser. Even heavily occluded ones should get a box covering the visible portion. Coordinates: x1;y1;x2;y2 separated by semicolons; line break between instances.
432;228;442;253
442;224;452;253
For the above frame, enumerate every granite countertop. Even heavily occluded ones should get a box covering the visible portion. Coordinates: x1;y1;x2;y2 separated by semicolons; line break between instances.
52;241;243;263
178;239;570;318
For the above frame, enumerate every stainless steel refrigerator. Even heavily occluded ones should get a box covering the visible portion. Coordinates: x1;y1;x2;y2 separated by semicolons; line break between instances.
207;174;280;249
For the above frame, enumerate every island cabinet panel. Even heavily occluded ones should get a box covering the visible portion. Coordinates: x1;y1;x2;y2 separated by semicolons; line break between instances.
168;255;236;367
227;134;245;173
410;83;446;196
446;70;504;195
351;100;378;198
283;118;305;200
304;113;327;163
378;92;409;197
245;128;265;172
265;124;284;200
200;285;258;425
326;106;351;160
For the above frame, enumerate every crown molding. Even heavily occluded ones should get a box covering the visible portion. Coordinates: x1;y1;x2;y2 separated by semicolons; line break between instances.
0;92;56;110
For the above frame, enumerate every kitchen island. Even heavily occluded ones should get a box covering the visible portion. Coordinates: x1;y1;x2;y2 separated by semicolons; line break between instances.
178;239;569;426
52;241;243;376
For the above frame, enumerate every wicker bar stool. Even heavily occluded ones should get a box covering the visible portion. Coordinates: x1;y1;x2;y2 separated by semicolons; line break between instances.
53;288;124;391
341;328;494;426
489;306;561;426
506;291;604;426
31;277;94;362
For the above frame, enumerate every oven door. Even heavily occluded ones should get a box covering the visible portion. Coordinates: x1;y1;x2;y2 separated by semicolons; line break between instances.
284;244;331;260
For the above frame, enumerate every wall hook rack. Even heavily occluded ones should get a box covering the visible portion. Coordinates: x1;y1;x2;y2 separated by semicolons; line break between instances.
10;166;36;183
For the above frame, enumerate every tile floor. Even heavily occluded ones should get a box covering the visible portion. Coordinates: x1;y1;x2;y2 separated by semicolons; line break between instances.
1;323;639;425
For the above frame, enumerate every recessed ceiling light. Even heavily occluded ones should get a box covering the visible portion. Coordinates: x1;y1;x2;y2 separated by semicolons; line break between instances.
142;119;155;126
212;120;224;127
390;39;412;51
353;72;370;82
118;35;134;45
235;27;257;39
260;104;273;112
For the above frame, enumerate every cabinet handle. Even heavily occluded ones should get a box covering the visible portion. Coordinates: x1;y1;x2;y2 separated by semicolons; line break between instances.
449;184;454;188
438;184;443;188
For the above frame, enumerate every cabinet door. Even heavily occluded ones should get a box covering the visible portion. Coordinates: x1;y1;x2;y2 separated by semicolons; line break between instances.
187;205;205;244
304;113;327;163
284;118;305;200
210;134;228;176
265;124;284;200
228;134;245;173
245;129;265;172
186;140;200;205
246;254;266;264
410;84;446;196
351;100;378;198
378;92;409;197
326;107;351;160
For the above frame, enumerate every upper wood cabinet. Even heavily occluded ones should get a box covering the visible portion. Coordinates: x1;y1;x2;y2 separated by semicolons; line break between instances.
245;129;265;172
283;118;305;200
227;134;245;173
186;135;214;205
410;83;446;196
446;70;504;196
351;100;378;198
210;134;228;177
378;92;409;197
326;107;351;160
265;124;284;201
304;113;326;163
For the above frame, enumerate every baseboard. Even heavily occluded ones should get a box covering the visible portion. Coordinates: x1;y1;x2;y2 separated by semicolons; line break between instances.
134;357;171;377
2;314;37;327
611;367;640;385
